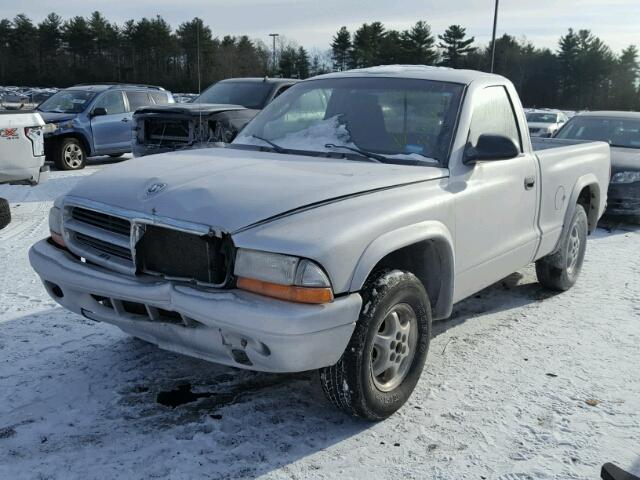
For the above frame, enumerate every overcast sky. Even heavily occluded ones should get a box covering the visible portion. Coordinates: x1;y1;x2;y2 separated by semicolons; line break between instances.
3;0;639;53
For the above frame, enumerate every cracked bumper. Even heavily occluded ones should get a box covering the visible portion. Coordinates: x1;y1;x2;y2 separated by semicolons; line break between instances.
29;239;361;372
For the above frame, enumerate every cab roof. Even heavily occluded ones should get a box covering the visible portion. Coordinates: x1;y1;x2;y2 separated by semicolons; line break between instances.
313;65;507;85
218;77;299;85
67;84;165;92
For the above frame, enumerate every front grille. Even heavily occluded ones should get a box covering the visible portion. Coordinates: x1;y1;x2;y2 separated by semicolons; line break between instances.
71;207;131;237
136;225;227;285
146;119;191;146
75;232;133;261
65;205;229;285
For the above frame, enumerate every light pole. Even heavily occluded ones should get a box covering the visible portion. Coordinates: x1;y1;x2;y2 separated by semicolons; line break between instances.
490;0;499;73
269;33;279;75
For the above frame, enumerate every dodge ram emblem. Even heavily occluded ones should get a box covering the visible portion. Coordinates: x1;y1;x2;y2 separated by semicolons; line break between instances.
145;183;167;197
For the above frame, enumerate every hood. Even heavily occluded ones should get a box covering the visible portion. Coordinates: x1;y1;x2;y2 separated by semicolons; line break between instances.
66;147;447;233
37;111;77;123
135;103;247;117
610;147;640;173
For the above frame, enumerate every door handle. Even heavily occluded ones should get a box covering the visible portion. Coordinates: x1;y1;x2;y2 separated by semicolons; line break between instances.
524;175;536;190
121;117;130;123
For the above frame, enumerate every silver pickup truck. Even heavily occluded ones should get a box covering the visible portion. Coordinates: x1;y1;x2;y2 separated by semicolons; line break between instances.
29;66;610;420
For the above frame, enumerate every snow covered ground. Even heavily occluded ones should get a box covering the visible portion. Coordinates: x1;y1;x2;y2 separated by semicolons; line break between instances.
1;158;639;479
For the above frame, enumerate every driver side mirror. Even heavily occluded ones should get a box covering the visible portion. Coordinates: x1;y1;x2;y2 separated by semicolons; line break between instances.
463;134;520;165
91;107;107;117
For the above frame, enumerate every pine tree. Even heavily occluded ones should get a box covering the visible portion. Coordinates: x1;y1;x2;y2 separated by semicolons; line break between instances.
400;21;437;65
295;46;310;78
351;22;386;68
611;45;638;110
331;26;351;71
438;25;475;68
279;46;297;78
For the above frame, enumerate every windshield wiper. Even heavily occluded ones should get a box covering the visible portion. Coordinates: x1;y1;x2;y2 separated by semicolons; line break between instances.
250;135;288;153
324;143;384;163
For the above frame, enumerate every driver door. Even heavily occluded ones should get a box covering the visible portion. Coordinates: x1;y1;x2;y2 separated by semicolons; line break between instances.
451;86;539;301
91;90;131;154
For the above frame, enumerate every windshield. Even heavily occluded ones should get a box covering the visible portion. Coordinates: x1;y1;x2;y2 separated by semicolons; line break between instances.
233;77;464;165
196;82;272;109
526;112;559;123
555;116;640;149
37;90;96;113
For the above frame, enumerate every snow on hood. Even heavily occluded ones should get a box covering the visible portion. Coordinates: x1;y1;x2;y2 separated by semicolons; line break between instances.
135;103;248;117
66;146;447;233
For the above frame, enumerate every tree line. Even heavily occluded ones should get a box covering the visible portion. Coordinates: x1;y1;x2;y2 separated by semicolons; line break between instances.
1;12;638;110
331;22;639;110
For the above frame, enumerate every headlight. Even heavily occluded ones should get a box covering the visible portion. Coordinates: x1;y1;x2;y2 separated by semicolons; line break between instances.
43;123;58;134
611;171;640;184
48;206;66;248
234;249;333;304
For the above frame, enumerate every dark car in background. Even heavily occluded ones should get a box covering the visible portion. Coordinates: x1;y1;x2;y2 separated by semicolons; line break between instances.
36;84;173;170
554;111;640;220
132;77;298;157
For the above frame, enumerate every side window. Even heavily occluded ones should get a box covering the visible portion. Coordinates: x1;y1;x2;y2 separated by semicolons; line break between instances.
93;91;125;115
149;92;169;105
469;86;521;151
126;91;152;111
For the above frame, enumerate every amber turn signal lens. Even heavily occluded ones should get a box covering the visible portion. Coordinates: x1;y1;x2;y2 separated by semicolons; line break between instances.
51;232;67;248
237;277;334;304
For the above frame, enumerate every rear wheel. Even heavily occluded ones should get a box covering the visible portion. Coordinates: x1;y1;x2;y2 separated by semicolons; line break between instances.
0;197;10;230
536;204;588;291
54;138;86;170
319;270;431;420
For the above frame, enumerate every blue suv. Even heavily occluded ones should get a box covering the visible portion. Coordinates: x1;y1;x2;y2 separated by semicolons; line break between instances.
36;84;174;170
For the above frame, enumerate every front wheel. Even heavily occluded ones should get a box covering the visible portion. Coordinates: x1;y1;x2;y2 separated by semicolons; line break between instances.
54;138;86;170
0;197;10;230
319;270;432;420
536;204;588;291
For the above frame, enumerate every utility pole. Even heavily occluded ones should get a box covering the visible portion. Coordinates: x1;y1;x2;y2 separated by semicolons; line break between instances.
269;33;279;75
490;0;499;73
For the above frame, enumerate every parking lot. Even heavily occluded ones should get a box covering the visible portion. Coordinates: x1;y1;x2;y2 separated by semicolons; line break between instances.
1;159;639;479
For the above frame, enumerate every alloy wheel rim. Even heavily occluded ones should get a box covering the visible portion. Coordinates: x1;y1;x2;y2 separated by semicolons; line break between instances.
370;303;418;392
566;224;581;276
63;144;83;168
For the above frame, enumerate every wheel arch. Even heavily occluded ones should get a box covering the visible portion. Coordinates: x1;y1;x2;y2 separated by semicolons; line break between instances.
51;132;92;156
565;175;601;235
549;175;600;256
349;221;455;320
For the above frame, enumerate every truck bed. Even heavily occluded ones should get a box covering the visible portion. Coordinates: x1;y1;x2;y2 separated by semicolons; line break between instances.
531;137;602;151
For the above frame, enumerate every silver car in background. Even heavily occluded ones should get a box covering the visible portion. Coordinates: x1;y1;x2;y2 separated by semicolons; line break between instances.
526;109;568;137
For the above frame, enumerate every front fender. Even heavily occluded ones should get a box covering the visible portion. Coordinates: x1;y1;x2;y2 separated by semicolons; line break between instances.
349;220;455;320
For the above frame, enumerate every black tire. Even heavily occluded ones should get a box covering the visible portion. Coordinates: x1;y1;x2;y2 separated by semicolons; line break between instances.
319;270;432;420
536;204;588;291
0;197;10;230
54;137;86;170
108;153;124;158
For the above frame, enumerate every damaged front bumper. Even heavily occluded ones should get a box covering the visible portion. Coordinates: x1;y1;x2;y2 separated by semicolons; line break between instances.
29;239;361;372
